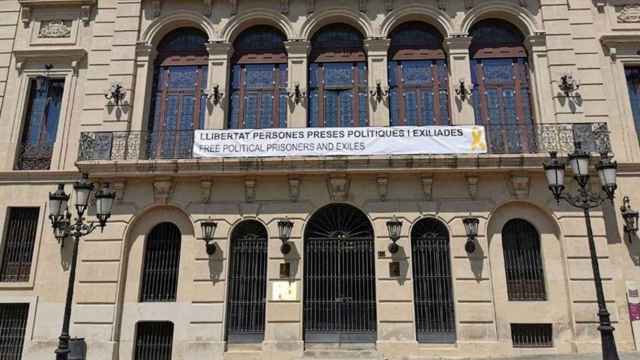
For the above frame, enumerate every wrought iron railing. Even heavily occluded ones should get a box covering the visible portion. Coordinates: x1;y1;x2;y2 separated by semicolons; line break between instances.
15;142;54;170
78;123;611;161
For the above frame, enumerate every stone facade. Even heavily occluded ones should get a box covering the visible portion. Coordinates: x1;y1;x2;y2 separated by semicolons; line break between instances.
0;0;638;359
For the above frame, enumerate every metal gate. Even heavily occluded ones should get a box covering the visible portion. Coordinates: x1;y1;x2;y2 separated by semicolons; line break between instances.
226;220;268;343
304;204;377;343
411;218;456;343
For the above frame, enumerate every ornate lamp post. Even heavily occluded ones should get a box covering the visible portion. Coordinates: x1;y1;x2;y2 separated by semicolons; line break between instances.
49;174;115;360
462;217;479;253
543;146;619;360
386;216;402;254
278;218;294;255
200;220;218;255
620;196;639;240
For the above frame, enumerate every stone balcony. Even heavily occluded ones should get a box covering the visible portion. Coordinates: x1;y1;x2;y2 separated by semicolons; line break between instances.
76;123;611;178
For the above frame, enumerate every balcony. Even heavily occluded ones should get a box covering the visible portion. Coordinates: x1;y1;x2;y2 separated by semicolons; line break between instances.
76;123;611;176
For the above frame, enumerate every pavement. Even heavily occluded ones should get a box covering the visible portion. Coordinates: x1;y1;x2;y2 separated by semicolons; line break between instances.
403;353;640;360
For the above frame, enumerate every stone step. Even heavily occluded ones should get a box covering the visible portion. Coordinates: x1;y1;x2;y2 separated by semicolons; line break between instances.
296;348;384;360
400;352;640;360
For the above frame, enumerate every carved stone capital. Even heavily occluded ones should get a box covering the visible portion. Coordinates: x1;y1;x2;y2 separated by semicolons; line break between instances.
509;175;530;199
285;40;311;56
153;179;174;204
364;38;391;54
466;176;479;199
288;178;300;202
443;36;472;53
421;176;433;201
200;179;213;203
245;178;256;203
327;175;350;201
206;41;233;58
524;33;547;53
376;175;389;201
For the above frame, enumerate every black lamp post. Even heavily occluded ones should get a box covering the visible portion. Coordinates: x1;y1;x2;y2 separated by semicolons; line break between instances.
386;216;402;254
462;217;479;253
200;220;218;255
543;146;619;360
620;196;639;241
278;218;294;255
49;174;115;360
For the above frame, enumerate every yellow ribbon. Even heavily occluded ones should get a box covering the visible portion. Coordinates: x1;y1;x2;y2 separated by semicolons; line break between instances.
471;127;487;151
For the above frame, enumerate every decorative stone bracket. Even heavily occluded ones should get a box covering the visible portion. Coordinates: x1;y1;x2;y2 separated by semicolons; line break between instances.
327;175;350;201
421;176;433;201
111;181;126;202
150;0;213;18
376;175;388;201
153;179;174;204
288;178;300;202
466;176;479;199
19;0;95;26
200;179;213;203
245;178;256;203
509;174;530;199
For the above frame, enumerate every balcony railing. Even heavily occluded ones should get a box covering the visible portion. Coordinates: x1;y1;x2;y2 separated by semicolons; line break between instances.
78;123;611;162
15;143;54;170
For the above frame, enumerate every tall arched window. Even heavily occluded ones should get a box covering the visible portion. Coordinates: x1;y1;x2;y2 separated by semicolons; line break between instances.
308;24;368;127
388;22;450;126
502;219;546;301
411;218;455;343
470;20;535;153
148;28;208;159
140;222;182;302
226;220;268;343
228;26;288;129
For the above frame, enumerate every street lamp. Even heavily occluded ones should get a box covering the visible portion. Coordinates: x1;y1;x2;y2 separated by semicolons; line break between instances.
620;196;639;240
462;217;479;253
49;174;115;360
200;220;218;255
543;144;620;360
278;218;294;255
386;216;402;254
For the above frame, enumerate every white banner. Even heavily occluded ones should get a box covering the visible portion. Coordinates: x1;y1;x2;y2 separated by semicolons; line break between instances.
193;126;487;158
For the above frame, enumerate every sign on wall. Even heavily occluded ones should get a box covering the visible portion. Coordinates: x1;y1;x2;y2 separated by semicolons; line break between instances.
193;126;487;158
272;281;298;301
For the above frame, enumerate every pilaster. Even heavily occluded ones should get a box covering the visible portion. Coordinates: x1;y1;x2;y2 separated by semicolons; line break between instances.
444;35;474;125
364;38;391;127
206;42;233;129
285;40;311;128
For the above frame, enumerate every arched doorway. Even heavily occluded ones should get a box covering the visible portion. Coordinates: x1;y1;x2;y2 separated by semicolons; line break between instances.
303;204;376;343
411;218;455;343
226;220;268;343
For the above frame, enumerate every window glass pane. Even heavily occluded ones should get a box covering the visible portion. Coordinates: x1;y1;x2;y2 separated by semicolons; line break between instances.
625;67;640;140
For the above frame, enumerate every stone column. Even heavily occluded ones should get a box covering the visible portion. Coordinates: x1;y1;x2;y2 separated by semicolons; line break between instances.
129;43;156;132
364;38;391;127
285;40;311;128
206;41;233;129
444;36;474;125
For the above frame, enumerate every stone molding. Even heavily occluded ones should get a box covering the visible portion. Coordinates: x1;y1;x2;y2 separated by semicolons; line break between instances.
19;0;95;25
376;175;388;201
288;178;300;202
421;176;434;201
14;48;86;74
327;175;350;201
153;179;174;204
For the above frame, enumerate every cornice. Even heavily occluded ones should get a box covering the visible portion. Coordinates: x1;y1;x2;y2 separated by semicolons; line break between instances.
19;0;96;25
14;47;87;73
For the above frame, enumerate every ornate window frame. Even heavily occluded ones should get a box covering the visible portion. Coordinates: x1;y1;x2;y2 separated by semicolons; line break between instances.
9;49;84;172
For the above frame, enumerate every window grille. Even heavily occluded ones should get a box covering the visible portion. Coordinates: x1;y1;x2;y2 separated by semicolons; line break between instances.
0;208;39;282
226;220;268;343
388;22;450;126
228;26;288;129
140;223;181;302
16;78;64;170
502;219;546;301
470;20;536;154
134;321;173;360
511;323;553;348
308;24;368;127
411;218;456;343
0;303;29;360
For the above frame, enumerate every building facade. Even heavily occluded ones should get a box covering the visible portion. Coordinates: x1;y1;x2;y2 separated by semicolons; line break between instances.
0;0;639;359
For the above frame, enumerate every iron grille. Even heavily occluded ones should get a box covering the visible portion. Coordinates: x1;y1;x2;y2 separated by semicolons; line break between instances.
226;221;268;343
140;223;181;302
502;219;546;301
0;303;29;359
411;219;456;343
0;208;39;282
511;323;552;348
134;321;173;360
304;204;377;343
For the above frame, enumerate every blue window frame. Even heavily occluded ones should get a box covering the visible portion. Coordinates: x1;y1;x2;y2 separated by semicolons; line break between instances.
308;24;368;127
388;22;450;126
16;78;64;170
228;26;288;129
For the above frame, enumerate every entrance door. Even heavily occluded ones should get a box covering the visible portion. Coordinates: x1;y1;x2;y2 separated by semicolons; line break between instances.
304;204;377;343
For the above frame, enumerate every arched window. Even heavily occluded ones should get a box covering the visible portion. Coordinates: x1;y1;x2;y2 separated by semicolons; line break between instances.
470;20;535;153
228;26;288;129
502;219;546;301
308;24;368;127
411;218;455;343
226;220;268;343
148;28;208;159
388;22;450;126
140;222;182;302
